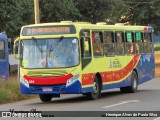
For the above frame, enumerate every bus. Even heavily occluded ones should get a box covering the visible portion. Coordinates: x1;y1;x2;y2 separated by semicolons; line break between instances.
14;21;155;102
0;32;9;80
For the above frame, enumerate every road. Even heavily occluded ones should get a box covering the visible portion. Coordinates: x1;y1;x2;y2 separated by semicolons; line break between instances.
0;77;160;120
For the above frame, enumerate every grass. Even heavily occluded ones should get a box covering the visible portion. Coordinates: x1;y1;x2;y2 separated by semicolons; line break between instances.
154;44;160;54
0;72;36;104
155;51;160;54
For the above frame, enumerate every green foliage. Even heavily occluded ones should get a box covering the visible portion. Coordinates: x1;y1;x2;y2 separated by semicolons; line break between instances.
1;0;160;38
122;0;160;33
154;46;160;51
0;0;34;38
40;0;82;22
74;0;128;23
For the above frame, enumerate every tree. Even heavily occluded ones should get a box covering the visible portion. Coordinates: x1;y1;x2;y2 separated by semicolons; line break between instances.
0;0;34;38
121;0;160;33
40;0;82;22
1;0;160;38
74;0;129;24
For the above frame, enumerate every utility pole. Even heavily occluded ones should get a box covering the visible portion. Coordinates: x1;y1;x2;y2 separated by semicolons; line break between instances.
34;0;40;24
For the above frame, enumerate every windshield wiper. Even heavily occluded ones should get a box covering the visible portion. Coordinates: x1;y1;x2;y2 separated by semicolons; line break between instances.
32;37;43;58
49;36;64;57
58;36;64;42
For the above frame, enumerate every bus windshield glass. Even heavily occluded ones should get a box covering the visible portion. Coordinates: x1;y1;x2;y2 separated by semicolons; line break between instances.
21;38;79;68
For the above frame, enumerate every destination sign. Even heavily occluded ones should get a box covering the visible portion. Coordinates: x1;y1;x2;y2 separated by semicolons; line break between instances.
22;25;76;36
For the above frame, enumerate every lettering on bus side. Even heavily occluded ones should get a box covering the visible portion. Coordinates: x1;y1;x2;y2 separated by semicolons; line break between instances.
109;59;122;68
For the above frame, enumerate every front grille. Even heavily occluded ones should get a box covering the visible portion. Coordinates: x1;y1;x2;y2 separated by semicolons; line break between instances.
30;84;66;93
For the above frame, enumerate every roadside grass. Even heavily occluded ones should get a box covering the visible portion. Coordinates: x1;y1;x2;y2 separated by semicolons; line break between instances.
154;43;160;54
0;72;36;104
155;51;160;54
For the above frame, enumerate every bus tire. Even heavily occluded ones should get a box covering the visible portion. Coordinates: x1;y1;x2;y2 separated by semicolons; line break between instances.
128;71;138;93
120;71;138;93
86;76;101;100
39;94;53;102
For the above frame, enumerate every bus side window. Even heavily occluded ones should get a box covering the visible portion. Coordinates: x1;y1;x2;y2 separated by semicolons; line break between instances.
135;32;143;54
116;32;125;55
125;32;135;55
0;40;5;59
103;31;115;56
143;32;152;54
93;31;104;57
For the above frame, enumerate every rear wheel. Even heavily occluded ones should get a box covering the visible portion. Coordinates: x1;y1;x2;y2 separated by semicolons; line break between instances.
86;76;101;100
120;71;138;93
39;94;53;102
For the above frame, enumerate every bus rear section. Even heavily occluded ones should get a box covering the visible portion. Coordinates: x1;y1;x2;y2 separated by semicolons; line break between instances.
0;32;9;80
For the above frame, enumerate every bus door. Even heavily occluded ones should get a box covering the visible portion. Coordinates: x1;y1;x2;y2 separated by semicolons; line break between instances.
80;30;92;87
0;33;9;80
80;30;92;69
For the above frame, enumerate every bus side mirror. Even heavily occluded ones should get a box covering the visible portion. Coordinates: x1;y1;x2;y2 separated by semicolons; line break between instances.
14;37;20;60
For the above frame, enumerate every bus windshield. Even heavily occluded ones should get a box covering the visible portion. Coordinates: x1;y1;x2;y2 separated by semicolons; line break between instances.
21;38;79;68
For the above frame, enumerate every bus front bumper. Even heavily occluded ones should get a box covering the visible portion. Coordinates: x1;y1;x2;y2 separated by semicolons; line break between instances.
20;80;82;94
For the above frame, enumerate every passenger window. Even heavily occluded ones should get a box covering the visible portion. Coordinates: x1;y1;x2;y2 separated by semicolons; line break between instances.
103;31;115;56
143;32;152;53
125;32;134;55
0;41;5;59
116;32;125;55
93;31;104;57
135;32;143;54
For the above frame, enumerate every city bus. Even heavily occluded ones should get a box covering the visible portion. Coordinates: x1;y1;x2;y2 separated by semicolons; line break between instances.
14;21;155;102
0;32;9;80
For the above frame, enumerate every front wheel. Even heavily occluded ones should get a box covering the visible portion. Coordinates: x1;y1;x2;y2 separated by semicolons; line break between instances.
86;76;101;100
39;94;53;102
120;71;138;93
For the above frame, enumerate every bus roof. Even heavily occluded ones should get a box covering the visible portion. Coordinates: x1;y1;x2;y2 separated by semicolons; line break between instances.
21;21;153;36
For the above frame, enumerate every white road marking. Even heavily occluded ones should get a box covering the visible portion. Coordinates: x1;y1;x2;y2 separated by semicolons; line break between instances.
153;117;160;120
102;100;139;109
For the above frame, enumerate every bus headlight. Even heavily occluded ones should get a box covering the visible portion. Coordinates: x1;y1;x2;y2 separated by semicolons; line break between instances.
20;76;29;88
66;74;80;87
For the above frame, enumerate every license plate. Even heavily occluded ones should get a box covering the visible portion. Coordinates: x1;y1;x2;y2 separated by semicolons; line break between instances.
42;88;52;92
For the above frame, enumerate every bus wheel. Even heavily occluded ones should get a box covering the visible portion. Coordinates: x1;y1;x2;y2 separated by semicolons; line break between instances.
120;71;138;93
129;71;138;93
86;76;101;100
39;94;53;102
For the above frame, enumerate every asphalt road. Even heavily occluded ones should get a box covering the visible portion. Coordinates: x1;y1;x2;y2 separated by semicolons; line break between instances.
0;77;160;120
